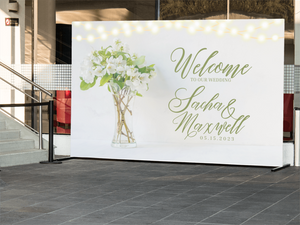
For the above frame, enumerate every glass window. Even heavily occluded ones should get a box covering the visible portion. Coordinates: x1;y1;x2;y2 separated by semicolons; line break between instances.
160;0;227;20
230;0;294;64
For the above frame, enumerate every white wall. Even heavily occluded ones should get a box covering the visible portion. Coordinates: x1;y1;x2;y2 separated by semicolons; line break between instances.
43;134;71;156
0;0;25;64
0;0;25;119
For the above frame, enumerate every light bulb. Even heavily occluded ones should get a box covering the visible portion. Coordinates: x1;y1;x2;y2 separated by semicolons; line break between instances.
261;21;269;29
76;35;82;41
188;26;196;34
73;22;81;27
84;23;92;30
243;33;250;40
165;21;172;29
175;21;182;29
136;25;143;33
101;33;107;40
97;26;105;33
112;28;119;36
151;25;159;34
272;35;279;41
258;34;266;42
87;35;94;43
247;25;255;33
231;28;238;36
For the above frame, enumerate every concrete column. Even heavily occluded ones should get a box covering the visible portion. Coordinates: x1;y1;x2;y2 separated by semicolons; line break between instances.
25;0;56;64
296;0;300;66
295;1;300;107
37;0;56;64
295;0;300;166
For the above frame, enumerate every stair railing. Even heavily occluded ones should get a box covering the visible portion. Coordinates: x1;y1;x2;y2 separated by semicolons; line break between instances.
0;61;55;163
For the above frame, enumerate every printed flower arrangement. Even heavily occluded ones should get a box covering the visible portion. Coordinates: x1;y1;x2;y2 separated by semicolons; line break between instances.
80;39;156;147
80;39;156;95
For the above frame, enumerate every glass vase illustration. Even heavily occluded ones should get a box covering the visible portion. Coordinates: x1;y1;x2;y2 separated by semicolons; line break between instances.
111;92;137;148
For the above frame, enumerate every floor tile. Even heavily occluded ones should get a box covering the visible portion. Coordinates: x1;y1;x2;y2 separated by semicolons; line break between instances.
0;159;298;225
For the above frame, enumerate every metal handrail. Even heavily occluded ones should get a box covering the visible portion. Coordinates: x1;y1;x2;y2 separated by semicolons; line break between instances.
0;61;52;97
0;108;38;134
0;61;52;150
0;77;39;102
0;101;56;164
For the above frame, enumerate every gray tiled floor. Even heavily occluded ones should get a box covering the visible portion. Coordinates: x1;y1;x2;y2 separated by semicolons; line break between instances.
0;159;299;225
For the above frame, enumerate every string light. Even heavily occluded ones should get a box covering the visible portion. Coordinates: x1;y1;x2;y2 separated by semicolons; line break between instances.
73;20;284;42
246;25;255;33
217;29;225;36
122;23;130;31
261;21;269;29
272;35;279;41
112;28;119;36
258;34;266;42
124;29;131;37
87;35;94;43
188;26;196;34
231;28;238;36
151;25;159;34
193;21;201;27
219;22;227;30
147;21;154;28
136;25;143;33
243;33;251;40
204;25;212;33
97;26;105;33
165;21;172;29
73;22;81;27
76;35;82;41
84;22;92;30
101;33;108;40
274;19;283;25
175;21;182;30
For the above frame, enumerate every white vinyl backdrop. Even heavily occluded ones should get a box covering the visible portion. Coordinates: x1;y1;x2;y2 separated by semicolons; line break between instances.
71;19;284;166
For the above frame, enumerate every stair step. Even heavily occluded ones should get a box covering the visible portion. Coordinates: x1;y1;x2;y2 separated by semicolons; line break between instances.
0;130;20;141
0;139;35;152
0;149;48;167
0;120;6;130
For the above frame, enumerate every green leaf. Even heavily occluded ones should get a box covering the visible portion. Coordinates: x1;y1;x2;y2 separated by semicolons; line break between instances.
100;73;112;86
108;85;111;92
136;92;143;97
133;56;145;66
93;62;100;67
138;66;147;73
116;52;128;60
80;81;90;90
80;76;97;91
112;79;125;90
148;64;155;67
127;58;133;66
116;80;125;89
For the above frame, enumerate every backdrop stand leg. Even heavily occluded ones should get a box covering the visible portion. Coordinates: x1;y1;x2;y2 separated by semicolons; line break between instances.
271;164;290;172
40;100;62;164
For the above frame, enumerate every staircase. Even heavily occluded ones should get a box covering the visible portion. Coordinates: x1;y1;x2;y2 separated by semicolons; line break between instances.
0;113;48;167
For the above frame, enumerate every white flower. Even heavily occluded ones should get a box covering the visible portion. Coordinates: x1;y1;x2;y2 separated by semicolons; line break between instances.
113;39;129;52
139;73;150;83
149;70;157;79
125;80;137;91
126;67;139;79
115;55;126;67
81;57;95;83
92;55;102;66
105;57;116;74
92;66;106;77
